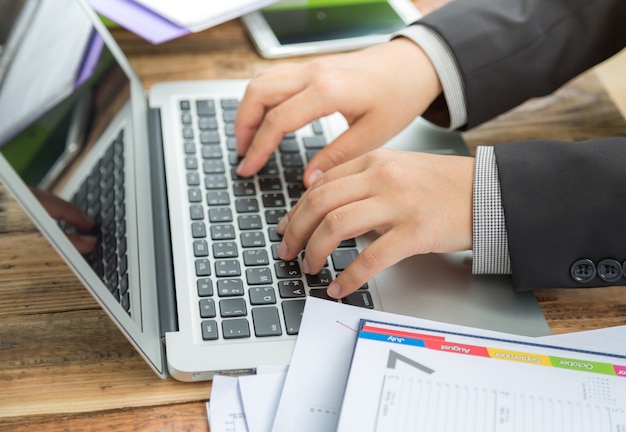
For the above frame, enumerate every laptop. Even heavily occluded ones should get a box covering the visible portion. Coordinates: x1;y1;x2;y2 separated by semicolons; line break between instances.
0;0;550;382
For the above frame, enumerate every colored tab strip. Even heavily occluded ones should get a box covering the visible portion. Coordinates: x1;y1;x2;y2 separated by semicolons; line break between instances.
359;331;427;348
424;339;490;358
488;348;552;366
614;365;626;377
551;356;616;376
361;325;445;342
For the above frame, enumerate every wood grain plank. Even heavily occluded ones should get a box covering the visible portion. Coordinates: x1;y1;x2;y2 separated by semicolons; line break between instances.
0;402;210;432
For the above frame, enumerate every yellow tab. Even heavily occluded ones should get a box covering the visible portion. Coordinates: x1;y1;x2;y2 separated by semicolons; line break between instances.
487;348;551;366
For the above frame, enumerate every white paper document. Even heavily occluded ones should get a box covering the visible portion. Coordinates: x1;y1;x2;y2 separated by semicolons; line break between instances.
208;366;288;432
271;298;626;432
132;0;280;32
338;319;626;432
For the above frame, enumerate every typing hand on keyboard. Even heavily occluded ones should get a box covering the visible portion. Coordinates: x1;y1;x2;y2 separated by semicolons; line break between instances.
276;149;475;300
233;38;441;186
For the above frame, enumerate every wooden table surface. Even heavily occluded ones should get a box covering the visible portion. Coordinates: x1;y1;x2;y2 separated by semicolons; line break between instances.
1;16;626;432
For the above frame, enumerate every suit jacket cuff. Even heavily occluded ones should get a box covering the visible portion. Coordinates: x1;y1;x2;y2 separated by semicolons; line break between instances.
392;25;467;130
473;146;512;274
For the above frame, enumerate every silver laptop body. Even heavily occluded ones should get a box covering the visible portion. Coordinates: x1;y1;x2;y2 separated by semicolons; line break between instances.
0;0;549;382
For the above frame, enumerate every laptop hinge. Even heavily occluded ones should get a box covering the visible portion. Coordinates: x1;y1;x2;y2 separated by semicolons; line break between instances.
148;107;179;337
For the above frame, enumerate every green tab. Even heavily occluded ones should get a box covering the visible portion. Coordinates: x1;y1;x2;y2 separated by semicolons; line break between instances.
551;356;615;376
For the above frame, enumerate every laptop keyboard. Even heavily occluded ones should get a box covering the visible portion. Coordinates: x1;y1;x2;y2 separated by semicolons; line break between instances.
180;98;374;342
69;130;130;313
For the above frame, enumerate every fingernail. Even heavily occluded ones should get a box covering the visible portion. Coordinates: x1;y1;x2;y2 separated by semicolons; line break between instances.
278;241;289;259
327;281;341;298
236;158;248;176
277;214;289;234
301;258;310;274
307;169;323;185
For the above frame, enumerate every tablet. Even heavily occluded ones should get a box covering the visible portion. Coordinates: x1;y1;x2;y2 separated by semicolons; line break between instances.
241;0;421;59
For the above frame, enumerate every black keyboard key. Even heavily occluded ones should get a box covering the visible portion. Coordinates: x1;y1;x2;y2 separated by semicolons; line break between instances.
201;145;222;159
205;174;227;189
196;99;215;116
265;209;286;224
342;291;375;309
206;191;230;206
282;299;306;335
241;231;265;248
222;318;250;339
236;198;259;213
197;278;214;297
303;135;326;149
193;240;209;257
221;98;239;110
198;116;218;130
195;259;211;276
233;181;256;196
200;131;221;144
238;214;263;230
187;172;200;185
267;227;282;243
275;261;301;279
217;279;245;297
190;205;204;220
262;193;286;208
220;298;247;317
305;268;333;287
252;307;282;337
203;159;225;174
259;178;283;191
209;208;233;223
191;221;207;238
281;153;303;168
278;280;306;298
210;224;235;240
201;320;219;340
213;242;238;258
246;267;273;285
199;298;216;318
331;249;358;271
249;286;276;305
309;288;338;302
243;249;269;266
215;259;241;277
283;168;303;184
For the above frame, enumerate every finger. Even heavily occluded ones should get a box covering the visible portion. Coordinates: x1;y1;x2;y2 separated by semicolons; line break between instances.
277;152;375;236
303;195;391;274
327;230;409;299
66;233;98;254
31;188;95;231
236;81;344;178
235;65;308;157
278;167;373;261
302;114;396;187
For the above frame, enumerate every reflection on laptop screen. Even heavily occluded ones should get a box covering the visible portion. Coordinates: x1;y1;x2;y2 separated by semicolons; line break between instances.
0;0;133;309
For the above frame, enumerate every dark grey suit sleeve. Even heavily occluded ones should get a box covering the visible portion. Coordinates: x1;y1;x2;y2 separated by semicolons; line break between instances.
494;138;626;290
419;0;626;290
419;0;626;128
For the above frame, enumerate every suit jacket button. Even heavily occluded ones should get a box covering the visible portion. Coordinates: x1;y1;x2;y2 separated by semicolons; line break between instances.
571;259;596;283
597;259;622;283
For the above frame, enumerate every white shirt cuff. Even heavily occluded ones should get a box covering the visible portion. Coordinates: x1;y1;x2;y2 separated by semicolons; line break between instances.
473;146;512;274
392;24;467;130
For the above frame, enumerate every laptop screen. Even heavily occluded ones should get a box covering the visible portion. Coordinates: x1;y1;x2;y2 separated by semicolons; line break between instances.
0;0;135;307
0;0;169;377
0;1;130;187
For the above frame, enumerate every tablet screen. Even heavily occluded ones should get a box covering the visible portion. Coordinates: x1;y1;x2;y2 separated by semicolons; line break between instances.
260;0;407;45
